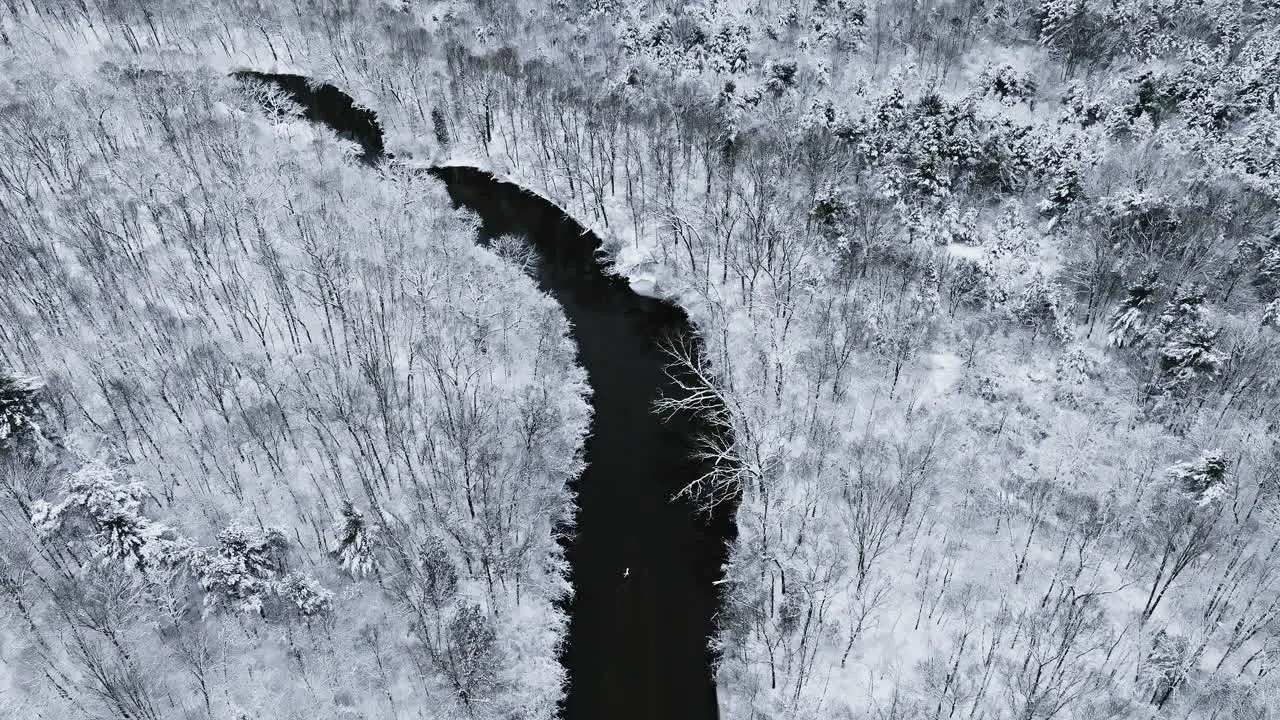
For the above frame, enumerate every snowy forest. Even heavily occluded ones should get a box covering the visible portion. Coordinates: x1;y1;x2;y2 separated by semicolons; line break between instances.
2;0;1280;719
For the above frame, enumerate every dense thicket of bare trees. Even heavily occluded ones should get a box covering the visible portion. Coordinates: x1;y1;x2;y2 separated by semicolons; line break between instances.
0;45;588;719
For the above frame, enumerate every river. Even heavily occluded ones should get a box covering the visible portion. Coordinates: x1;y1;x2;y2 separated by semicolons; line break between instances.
235;72;736;720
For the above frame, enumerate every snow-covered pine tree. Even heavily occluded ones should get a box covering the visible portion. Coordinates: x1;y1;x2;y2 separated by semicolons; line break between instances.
419;536;460;611
188;522;334;618
335;500;378;579
1154;285;1225;384
188;522;305;617
432;107;450;148
1264;297;1280;327
1012;270;1073;342
1107;269;1163;348
30;457;159;566
1138;629;1194;707
1155;284;1208;336
1135;284;1225;425
444;602;500;706
0;373;44;451
275;572;334;617
976;63;1038;105
216;522;288;578
1158;323;1225;383
187;548;271;614
1167;450;1231;506
1248;227;1280;297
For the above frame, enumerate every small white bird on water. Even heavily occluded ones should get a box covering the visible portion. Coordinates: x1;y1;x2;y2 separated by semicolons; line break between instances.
622;567;630;579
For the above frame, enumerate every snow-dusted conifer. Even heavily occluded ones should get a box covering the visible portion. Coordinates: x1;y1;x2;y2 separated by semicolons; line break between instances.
216;523;288;578
445;602;499;705
335;500;378;579
31;457;155;565
1012;271;1073;342
1138;629;1194;707
419;536;459;610
0;373;44;450
188;522;310;617
276;572;334;617
1168;450;1231;507
1108;269;1163;348
1158;323;1225;382
1153;285;1224;384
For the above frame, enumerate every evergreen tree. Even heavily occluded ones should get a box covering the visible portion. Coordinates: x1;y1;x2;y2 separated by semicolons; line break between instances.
1158;323;1225;383
976;63;1038;105
1263;297;1280;328
419;536;460;611
187;548;272;614
1154;284;1208;337
275;572;334;617
1107;269;1163;348
1167;450;1231;506
1138;629;1194;707
31;458;158;566
444;602;499;706
1153;285;1225;385
1012;271;1073;342
432;107;450;148
187;522;326;617
334;500;378;579
0;373;44;451
216;523;288;578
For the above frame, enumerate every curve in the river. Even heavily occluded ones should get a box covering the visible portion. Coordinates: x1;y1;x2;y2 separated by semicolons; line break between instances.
231;71;385;161
232;71;737;720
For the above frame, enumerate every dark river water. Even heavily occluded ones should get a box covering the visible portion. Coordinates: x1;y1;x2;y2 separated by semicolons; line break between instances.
234;73;736;720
